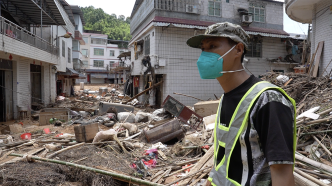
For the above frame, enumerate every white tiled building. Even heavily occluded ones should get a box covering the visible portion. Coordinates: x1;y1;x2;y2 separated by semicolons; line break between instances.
0;0;85;121
286;0;332;76
79;33;130;84
129;0;297;106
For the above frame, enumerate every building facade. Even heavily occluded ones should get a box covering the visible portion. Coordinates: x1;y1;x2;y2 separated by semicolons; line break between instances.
129;0;296;106
78;33;130;84
286;0;332;76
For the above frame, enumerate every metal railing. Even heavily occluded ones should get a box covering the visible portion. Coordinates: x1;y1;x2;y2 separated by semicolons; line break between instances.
0;17;59;55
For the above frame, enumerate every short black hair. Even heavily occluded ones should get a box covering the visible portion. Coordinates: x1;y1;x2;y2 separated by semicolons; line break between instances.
227;38;246;63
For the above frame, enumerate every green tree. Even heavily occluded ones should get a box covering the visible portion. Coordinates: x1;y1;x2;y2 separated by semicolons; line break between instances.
80;6;131;41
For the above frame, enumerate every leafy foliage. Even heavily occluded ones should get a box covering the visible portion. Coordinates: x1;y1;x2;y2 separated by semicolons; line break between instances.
81;6;131;41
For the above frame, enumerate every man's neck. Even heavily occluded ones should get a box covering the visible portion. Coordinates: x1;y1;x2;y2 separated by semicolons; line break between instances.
217;71;251;93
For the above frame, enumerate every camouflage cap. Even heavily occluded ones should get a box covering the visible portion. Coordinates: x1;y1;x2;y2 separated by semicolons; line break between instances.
187;22;250;50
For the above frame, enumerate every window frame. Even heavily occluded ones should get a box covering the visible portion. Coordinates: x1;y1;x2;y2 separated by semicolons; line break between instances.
249;3;265;23
144;35;150;55
110;61;115;67
82;60;88;68
81;49;88;56
68;48;71;63
93;60;104;67
62;40;65;57
94;48;104;56
246;41;262;58
208;0;221;17
110;50;115;56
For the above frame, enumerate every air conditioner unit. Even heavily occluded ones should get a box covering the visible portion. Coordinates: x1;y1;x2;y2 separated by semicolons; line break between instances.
85;55;89;58
186;5;199;14
242;15;253;24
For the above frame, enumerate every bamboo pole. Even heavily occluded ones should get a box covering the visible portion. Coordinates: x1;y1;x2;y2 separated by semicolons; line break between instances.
294;172;319;186
8;153;164;186
295;154;332;173
47;142;85;158
301;130;332;136
312;136;332;156
164;164;195;178
294;168;328;186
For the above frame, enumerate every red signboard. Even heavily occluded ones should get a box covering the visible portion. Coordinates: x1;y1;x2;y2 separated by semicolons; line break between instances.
134;77;139;87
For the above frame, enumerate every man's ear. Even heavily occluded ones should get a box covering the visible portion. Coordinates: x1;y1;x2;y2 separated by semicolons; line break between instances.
235;43;245;57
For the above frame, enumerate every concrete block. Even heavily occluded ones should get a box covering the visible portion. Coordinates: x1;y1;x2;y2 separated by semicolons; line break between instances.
194;100;220;118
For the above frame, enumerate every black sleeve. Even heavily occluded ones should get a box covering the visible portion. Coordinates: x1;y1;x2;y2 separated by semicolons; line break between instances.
254;101;294;164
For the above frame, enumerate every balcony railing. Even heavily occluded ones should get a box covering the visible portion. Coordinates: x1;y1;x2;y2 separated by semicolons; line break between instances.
0;17;59;55
154;0;199;13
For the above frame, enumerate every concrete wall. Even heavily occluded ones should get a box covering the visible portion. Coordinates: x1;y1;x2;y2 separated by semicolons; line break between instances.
74;14;84;33
311;0;332;76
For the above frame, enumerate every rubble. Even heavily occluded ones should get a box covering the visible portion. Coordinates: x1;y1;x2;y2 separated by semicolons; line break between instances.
1;78;332;186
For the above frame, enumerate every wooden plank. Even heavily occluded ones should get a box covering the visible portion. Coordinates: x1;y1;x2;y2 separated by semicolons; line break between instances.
283;78;293;87
178;146;214;185
0;147;44;166
311;41;324;77
74;123;99;142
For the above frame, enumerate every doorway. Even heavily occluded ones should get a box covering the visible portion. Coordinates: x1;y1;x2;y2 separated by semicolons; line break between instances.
30;64;42;104
0;70;5;122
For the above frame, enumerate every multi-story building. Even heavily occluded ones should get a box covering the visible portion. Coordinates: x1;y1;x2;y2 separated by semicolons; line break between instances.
286;0;331;76
129;0;297;106
0;0;86;121
79;33;130;84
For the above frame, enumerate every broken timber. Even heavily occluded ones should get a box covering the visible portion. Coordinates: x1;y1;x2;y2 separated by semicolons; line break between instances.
126;81;163;103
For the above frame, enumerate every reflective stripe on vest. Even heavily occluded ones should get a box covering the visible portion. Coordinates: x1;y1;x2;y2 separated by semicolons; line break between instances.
208;81;297;186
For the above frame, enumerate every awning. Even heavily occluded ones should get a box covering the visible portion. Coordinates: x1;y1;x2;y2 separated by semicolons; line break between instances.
6;0;66;25
246;31;290;38
90;73;108;79
117;51;131;58
58;68;86;79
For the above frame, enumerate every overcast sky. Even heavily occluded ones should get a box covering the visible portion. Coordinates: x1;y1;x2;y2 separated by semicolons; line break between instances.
66;0;308;35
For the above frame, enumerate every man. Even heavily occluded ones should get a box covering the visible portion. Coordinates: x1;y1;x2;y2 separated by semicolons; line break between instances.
186;22;296;186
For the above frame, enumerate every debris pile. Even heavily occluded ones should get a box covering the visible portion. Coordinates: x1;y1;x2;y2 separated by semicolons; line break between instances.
262;72;332;185
1;76;332;186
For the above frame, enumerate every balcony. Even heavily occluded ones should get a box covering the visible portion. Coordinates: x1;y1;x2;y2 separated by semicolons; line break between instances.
75;30;85;45
286;0;322;23
0;17;59;55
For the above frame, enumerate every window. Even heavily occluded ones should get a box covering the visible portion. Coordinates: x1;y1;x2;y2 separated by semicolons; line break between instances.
94;48;104;56
110;50;115;56
75;25;78;30
93;60;104;67
73;40;79;51
82;49;88;56
82;60;88;68
208;0;221;16
68;48;71;63
62;40;65;57
249;3;265;22
144;35;150;55
83;37;89;44
110;61;115;67
246;41;262;58
91;38;107;45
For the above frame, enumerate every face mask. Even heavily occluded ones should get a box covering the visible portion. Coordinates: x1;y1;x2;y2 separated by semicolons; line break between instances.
196;45;245;79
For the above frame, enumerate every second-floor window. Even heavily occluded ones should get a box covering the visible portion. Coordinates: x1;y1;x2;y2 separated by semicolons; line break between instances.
73;40;79;51
110;50;115;56
249;3;265;23
82;49;88;56
94;48;104;56
83;37;89;44
93;60;104;67
208;0;221;16
144;35;150;55
68;48;71;63
246;41;262;58
82;60;88;68
62;40;65;57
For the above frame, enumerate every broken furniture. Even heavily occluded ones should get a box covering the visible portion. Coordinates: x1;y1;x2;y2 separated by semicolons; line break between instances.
162;96;203;129
74;123;99;142
193;100;220;118
39;108;69;126
144;119;185;143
